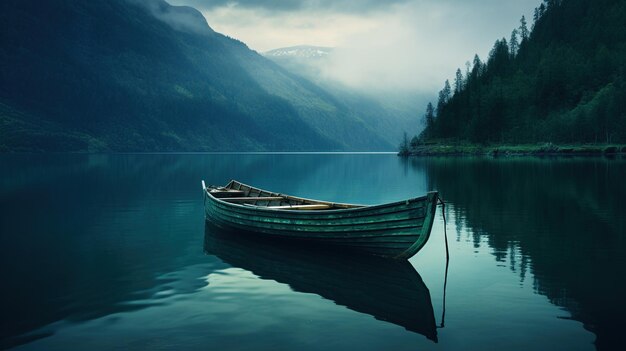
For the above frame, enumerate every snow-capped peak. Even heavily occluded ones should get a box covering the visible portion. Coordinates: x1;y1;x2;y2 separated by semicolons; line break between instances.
264;45;333;59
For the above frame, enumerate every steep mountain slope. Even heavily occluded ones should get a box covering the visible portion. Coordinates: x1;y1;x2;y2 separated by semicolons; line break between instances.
264;45;426;145
0;0;391;151
421;0;626;144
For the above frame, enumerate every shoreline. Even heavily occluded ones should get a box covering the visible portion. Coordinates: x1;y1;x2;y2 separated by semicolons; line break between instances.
399;144;626;157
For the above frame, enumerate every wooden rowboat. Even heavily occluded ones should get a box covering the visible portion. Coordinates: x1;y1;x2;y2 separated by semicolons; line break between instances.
201;180;438;259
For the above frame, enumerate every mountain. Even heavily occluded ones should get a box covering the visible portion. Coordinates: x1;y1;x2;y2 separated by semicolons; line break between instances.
263;45;332;84
264;45;426;146
0;0;392;152
420;0;626;144
265;45;333;59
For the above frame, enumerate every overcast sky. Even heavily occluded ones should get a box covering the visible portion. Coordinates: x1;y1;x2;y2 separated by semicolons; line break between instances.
168;0;539;93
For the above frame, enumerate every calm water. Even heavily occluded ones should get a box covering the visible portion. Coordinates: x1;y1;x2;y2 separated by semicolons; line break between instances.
1;153;624;350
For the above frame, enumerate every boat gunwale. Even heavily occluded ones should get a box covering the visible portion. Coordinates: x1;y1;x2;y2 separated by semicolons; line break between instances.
203;179;435;215
210;198;427;222
208;212;426;234
209;203;427;228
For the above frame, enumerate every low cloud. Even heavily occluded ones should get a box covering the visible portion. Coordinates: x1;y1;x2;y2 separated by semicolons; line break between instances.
132;0;214;35
168;0;538;93
322;0;537;93
169;0;410;14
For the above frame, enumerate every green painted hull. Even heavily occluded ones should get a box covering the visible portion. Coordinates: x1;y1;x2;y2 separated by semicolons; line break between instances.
202;180;438;259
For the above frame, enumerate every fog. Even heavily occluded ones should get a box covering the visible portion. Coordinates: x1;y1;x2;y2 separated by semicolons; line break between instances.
323;1;534;93
168;0;538;94
131;0;214;35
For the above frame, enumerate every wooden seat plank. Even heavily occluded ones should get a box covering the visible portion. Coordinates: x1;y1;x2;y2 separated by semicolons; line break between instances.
266;204;331;210
210;189;246;198
222;197;285;202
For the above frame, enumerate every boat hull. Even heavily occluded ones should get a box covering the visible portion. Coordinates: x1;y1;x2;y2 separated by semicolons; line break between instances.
203;182;438;259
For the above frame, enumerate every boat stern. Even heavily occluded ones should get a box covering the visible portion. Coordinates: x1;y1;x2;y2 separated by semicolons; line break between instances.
394;191;438;259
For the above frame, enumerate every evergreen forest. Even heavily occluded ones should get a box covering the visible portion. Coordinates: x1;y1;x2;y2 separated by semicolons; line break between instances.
418;0;626;145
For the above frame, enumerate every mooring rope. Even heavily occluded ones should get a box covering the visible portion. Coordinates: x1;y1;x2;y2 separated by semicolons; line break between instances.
438;196;450;262
437;195;449;329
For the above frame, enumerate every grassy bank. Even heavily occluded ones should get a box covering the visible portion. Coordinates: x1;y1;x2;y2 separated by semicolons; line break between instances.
399;142;626;157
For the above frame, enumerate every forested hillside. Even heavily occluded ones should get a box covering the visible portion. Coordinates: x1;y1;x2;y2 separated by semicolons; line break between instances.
419;0;626;144
0;0;391;152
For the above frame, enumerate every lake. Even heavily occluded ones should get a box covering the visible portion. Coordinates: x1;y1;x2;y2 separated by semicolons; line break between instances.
1;153;624;350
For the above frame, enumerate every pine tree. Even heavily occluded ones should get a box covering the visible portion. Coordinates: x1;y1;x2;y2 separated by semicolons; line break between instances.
425;102;435;132
410;135;420;149
519;16;529;41
509;29;519;57
454;68;463;93
487;39;510;76
443;80;451;101
437;81;451;113
419;102;437;140
472;54;482;77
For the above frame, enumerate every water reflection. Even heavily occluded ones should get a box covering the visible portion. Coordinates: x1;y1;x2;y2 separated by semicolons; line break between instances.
0;154;217;348
1;153;422;349
0;153;621;350
203;223;439;342
409;156;626;350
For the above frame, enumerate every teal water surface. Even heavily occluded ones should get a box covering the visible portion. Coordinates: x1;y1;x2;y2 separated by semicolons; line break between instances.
1;153;624;350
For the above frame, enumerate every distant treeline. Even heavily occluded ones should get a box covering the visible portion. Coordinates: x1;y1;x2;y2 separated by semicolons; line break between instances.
416;0;626;145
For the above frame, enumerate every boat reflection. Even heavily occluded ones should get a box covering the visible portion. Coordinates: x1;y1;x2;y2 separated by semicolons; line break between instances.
203;223;439;342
